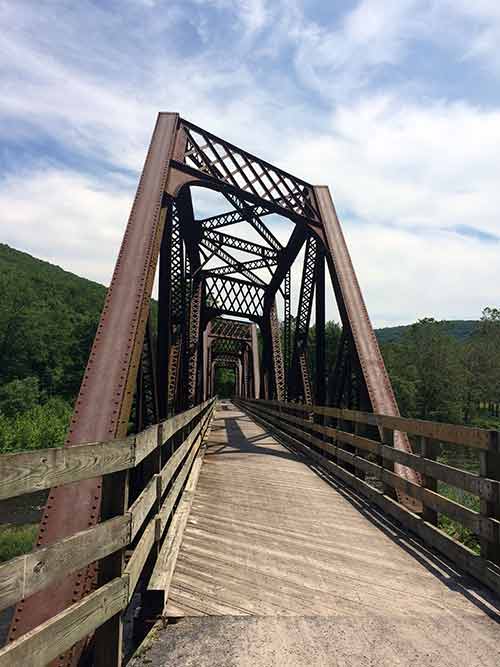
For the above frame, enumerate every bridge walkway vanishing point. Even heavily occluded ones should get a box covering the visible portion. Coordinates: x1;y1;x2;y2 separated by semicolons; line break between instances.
132;401;500;667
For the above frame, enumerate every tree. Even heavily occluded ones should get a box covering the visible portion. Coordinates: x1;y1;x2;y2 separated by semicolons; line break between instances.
383;318;465;423
464;307;500;421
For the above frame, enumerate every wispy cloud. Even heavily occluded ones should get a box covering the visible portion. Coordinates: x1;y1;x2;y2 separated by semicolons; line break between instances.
1;0;499;325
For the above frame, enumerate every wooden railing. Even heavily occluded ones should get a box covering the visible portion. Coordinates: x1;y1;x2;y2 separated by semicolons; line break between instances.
0;398;216;666
237;398;500;595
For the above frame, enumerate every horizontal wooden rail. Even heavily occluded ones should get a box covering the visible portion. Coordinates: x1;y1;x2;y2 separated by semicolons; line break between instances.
254;399;497;451
237;399;500;597
0;398;216;666
0;401;211;500
251;402;500;503
0;577;129;667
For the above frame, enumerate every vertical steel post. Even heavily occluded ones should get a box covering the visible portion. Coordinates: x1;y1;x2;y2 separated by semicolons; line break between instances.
8;113;180;667
251;323;260;399
314;247;326;405
157;198;173;420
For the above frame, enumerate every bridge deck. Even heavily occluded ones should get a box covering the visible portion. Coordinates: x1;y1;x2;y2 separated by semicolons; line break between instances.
137;401;500;666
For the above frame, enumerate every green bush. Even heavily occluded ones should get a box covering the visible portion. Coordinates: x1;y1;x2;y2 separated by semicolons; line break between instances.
0;397;72;454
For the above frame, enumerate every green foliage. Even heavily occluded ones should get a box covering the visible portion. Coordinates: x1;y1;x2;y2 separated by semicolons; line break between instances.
0;524;38;562
0;243;105;400
375;320;479;344
382;318;466;423
437;482;480;553
0;376;42;418
0;397;72;454
309;321;341;383
214;367;235;398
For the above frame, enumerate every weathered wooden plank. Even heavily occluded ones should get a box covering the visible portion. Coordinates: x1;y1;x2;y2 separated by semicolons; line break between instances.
241;402;500;595
0;399;215;502
249;401;500;502
156;429;204;535
0;515;130;613
0;577;128;667
246;398;493;450
0;437;134;501
124;404;215;599
125;522;156;598
134;398;213;463
128;474;160;541
148;451;205;598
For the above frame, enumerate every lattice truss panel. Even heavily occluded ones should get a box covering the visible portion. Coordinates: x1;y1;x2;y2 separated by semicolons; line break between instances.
167;198;187;413
210;318;252;340
213;354;240;366
289;234;318;402
170;200;185;322
205;274;265;318
180;119;319;221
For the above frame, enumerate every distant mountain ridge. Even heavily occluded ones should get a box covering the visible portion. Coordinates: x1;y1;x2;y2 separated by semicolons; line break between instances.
375;320;479;344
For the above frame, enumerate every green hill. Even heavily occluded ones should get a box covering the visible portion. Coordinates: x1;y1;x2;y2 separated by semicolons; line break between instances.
375;320;478;345
0;243;106;399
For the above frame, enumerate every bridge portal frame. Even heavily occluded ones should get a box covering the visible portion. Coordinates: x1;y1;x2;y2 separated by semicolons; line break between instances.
9;113;421;665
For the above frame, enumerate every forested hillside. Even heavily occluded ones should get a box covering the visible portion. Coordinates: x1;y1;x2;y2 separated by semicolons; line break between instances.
0;244;106;453
0;244;105;396
0;243;498;457
376;320;478;344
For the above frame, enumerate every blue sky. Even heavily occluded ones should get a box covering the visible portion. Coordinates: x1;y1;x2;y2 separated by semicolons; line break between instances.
1;0;500;327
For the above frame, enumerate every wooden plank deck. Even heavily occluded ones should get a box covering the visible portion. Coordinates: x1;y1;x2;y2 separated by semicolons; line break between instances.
126;402;500;667
154;401;500;665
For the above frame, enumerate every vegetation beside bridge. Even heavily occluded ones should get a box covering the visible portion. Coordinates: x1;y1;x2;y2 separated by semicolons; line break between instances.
0;243;498;558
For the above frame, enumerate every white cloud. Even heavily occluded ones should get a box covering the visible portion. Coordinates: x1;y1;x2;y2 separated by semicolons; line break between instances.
346;222;500;328
0;167;131;285
0;0;499;328
284;94;500;238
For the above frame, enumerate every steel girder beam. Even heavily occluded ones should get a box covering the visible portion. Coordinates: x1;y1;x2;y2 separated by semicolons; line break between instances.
263;224;308;317
134;315;159;432
314;186;422;509
203;229;278;259
223;192;283;251
199;203;270;230
314;246;326;406
200;236;267;283
9;113;180;665
186;280;203;407
210;318;251;338
207;255;277;277
260;301;285;401
157;197;186;418
289;234;318;403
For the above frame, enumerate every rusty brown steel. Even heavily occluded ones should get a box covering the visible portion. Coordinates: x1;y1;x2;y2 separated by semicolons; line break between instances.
8;113;180;665
314;186;422;511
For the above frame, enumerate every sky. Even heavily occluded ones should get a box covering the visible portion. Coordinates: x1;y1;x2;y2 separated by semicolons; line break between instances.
1;0;500;328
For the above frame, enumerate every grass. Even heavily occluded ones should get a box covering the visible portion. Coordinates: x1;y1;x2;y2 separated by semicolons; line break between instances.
0;524;38;562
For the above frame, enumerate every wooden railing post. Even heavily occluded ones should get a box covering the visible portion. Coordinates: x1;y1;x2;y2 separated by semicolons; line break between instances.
480;431;500;564
380;427;394;495
420;436;438;525
93;466;130;666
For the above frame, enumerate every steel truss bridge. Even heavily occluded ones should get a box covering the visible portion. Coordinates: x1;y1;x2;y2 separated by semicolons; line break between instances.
0;114;499;666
